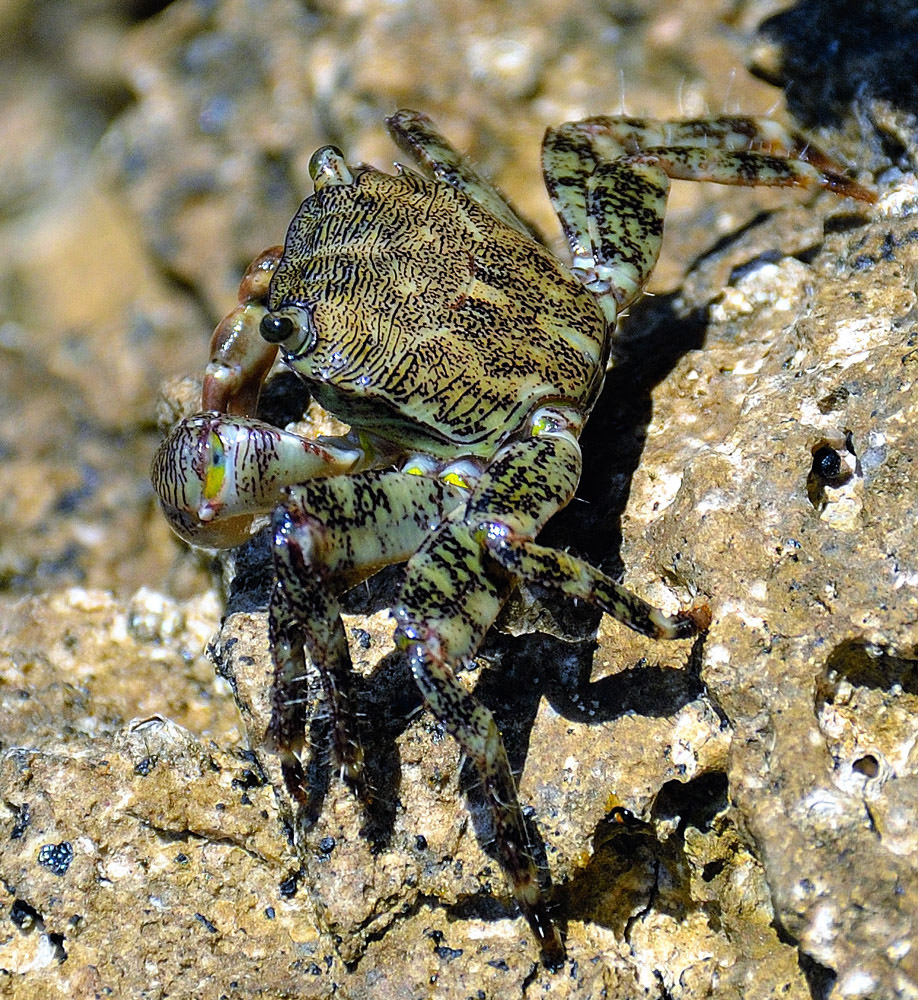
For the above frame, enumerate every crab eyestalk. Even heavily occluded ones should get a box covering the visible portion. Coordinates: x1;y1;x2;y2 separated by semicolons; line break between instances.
308;145;355;190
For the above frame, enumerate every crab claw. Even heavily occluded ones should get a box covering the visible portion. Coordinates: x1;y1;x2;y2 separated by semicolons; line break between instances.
202;245;286;416
152;413;275;547
202;302;279;416
151;412;366;548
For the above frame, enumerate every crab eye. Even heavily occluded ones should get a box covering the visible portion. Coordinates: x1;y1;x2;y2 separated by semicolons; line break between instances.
260;314;296;343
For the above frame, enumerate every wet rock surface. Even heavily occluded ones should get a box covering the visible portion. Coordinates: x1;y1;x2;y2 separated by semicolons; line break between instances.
1;2;916;998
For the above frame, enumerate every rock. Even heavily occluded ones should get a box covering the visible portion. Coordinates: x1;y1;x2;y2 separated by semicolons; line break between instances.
631;188;918;997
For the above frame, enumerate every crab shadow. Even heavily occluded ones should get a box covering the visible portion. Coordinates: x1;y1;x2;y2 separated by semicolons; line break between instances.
224;290;710;917
750;0;918;140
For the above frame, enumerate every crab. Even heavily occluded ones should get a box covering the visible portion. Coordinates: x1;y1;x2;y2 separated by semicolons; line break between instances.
151;109;874;968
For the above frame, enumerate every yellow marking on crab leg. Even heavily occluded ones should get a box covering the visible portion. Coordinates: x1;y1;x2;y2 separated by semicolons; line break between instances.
200;430;226;505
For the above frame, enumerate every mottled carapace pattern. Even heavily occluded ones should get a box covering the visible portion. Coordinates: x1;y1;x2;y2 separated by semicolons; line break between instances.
271;168;607;455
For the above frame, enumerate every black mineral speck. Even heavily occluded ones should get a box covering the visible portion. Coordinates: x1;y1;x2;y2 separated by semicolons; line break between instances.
134;756;156;776
194;912;218;933
812;446;842;480
435;944;463;961
349;627;372;649
10;802;30;839
231;768;263;791
279;870;300;897
37;841;73;876
10;898;40;929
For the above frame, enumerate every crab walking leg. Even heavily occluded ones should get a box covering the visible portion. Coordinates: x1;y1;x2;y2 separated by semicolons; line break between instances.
394;428;590;969
386;109;537;239
581;115;877;196
465;407;709;639
395;413;709;968
546;115;879;190
268;471;466;830
477;531;711;638
542;116;875;320
394;527;561;967
463;412;709;643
